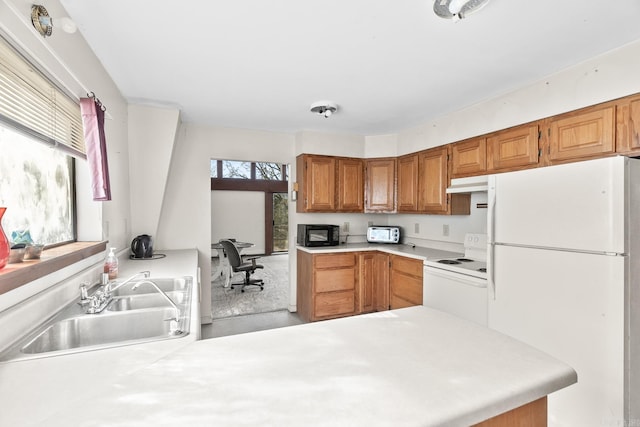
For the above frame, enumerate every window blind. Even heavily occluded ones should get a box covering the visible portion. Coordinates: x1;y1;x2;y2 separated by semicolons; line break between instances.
0;36;85;158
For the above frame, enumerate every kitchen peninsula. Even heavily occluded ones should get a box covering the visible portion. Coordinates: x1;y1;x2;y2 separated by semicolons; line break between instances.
0;306;576;426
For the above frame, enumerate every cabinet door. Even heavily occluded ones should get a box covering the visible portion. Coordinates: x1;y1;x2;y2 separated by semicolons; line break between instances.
451;137;487;178
300;155;336;212
418;146;448;214
337;158;364;212
397;154;419;212
374;252;390;312
358;252;375;314
549;106;615;162
616;97;640;154
487;124;540;171
365;158;396;213
359;252;390;314
389;255;423;309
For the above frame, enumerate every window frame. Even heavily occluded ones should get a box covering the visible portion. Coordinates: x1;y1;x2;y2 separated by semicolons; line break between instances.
0;35;96;292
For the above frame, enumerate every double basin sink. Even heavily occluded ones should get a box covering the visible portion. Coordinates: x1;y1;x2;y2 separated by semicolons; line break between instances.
0;276;193;362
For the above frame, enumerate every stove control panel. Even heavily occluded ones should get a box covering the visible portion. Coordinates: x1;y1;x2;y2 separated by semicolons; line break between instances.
464;233;487;250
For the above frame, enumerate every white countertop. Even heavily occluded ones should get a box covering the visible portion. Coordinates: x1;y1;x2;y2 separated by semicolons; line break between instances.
297;242;463;262
0;249;201;426
0;306;576;426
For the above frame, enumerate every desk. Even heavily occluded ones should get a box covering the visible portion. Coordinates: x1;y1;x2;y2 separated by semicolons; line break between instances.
211;241;254;287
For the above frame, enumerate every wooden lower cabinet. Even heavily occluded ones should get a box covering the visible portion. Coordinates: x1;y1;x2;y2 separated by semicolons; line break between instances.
298;250;416;321
297;250;357;322
358;252;390;313
473;398;547;427
389;255;423;309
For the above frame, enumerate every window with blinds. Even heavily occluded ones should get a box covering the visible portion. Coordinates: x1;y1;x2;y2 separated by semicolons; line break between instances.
0;35;77;247
0;36;85;158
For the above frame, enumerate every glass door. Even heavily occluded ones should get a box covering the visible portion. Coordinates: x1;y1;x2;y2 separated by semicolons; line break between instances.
272;192;288;252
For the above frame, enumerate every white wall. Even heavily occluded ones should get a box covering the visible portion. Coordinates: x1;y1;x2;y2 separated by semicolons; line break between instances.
211;191;265;255
159;124;295;323
395;39;640;156
128;105;181;242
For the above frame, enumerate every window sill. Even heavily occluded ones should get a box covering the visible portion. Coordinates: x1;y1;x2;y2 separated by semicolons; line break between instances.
0;241;107;296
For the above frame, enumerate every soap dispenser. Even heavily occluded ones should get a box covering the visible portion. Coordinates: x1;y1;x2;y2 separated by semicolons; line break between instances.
104;247;118;280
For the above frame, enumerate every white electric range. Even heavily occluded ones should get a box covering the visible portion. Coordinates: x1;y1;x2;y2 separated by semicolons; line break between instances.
423;233;488;326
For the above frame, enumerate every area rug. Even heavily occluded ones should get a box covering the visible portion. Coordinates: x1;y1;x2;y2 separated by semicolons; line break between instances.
211;254;290;319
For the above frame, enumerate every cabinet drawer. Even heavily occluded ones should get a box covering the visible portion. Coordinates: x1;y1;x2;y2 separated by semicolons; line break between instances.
315;291;355;318
391;256;423;277
314;253;356;269
315;268;355;292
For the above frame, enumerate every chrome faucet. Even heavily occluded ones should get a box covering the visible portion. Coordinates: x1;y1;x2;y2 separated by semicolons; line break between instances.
131;280;181;323
106;271;150;295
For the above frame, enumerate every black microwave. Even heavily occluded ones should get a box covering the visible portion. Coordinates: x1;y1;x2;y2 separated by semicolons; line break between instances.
297;224;340;247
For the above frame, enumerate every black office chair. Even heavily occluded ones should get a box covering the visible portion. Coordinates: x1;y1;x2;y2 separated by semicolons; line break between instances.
219;239;264;292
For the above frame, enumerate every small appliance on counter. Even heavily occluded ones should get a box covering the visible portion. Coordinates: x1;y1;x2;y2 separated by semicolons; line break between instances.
130;234;154;259
366;226;401;244
297;224;339;247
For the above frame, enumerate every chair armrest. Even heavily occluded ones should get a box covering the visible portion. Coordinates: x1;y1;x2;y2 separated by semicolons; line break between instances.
244;255;261;267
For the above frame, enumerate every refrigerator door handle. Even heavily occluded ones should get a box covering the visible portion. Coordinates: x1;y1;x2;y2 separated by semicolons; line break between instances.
487;175;497;299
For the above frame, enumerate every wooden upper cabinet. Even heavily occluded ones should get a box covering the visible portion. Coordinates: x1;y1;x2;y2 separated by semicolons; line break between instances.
397;153;419;212
451;137;487;178
418;146;448;214
296;154;336;212
364;158;396;213
616;96;640;154
548;105;615;163
337;158;364;212
487;124;540;172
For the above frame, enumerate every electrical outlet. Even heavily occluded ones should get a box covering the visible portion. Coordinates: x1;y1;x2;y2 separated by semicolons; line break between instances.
414;223;420;234
343;222;350;233
443;224;450;236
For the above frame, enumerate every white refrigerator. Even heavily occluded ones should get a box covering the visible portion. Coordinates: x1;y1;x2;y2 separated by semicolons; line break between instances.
487;156;640;427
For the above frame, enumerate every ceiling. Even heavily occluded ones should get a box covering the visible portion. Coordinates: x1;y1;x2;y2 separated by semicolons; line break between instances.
59;0;640;135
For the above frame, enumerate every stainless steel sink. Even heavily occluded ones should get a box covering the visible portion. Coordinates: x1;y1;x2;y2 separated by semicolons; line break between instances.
21;308;185;355
0;276;193;362
107;291;187;311
111;277;189;296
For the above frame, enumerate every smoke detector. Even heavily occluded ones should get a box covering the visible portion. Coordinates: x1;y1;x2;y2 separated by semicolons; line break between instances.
310;101;338;118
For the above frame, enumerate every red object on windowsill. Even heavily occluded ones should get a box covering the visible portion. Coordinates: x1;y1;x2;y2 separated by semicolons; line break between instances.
0;207;9;270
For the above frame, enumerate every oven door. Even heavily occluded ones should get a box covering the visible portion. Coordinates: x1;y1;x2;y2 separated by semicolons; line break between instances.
423;266;488;326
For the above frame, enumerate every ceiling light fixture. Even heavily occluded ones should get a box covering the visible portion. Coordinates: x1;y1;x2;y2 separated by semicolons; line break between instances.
30;5;77;37
31;5;52;37
433;0;491;20
310;101;338;118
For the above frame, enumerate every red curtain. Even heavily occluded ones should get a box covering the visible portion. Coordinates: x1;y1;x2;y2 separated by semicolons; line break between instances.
80;97;111;201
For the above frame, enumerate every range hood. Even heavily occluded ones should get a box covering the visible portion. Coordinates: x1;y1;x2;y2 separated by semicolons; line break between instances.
446;175;489;193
